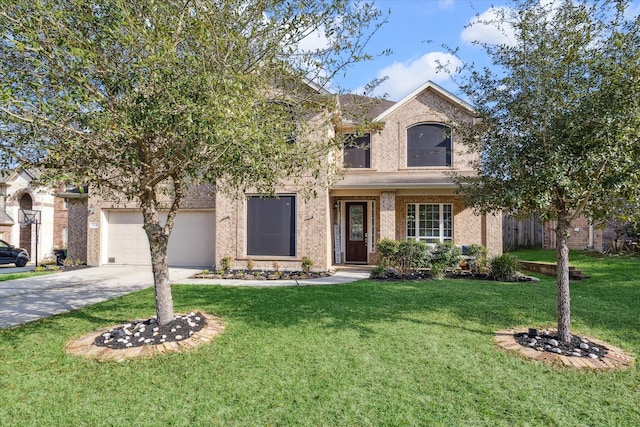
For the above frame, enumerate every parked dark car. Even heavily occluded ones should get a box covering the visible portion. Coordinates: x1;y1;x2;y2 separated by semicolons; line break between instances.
0;239;29;267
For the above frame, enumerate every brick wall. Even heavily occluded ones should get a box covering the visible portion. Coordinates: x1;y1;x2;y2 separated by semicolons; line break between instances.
52;193;68;248
66;198;88;263
544;216;604;251
215;187;330;272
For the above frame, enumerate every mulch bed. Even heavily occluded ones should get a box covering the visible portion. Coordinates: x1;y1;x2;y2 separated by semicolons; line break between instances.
495;329;635;370
93;311;206;349
66;312;225;361
191;270;333;281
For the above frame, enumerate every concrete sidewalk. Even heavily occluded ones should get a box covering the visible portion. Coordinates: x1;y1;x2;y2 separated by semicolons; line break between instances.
0;266;371;328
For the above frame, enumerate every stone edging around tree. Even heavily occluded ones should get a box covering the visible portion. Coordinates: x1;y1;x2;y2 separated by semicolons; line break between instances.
66;312;225;362
494;329;635;370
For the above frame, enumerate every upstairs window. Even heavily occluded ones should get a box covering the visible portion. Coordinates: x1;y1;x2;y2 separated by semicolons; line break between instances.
343;133;371;168
406;124;451;167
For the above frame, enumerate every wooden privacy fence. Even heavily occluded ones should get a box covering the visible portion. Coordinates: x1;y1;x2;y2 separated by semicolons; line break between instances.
502;215;544;251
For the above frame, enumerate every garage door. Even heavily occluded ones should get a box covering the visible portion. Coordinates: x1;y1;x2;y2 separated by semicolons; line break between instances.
106;210;215;267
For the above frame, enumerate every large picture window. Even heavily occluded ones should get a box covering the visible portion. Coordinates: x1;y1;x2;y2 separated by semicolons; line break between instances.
406;124;451;167
343;133;371;168
406;203;452;243
247;196;296;256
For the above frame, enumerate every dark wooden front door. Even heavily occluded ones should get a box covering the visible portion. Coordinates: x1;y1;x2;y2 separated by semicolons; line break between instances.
345;202;367;263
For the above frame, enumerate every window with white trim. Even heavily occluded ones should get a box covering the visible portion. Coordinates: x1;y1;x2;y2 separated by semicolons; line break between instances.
406;203;452;243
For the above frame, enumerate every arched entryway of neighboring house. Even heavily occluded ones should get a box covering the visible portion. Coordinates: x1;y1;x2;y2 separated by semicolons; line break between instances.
19;193;33;254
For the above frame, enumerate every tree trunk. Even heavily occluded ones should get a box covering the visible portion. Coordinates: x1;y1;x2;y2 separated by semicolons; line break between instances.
141;202;175;326
555;217;572;343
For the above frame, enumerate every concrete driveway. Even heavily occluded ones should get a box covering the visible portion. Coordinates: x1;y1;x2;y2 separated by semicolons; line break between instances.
0;266;198;329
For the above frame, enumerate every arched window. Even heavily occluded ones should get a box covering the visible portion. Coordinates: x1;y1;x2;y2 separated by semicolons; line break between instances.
406;124;451;167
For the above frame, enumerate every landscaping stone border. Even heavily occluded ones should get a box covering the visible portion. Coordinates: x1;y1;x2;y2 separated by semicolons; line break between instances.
494;329;635;370
66;312;225;362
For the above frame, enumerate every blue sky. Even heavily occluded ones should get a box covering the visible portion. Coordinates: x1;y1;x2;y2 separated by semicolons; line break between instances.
330;0;640;101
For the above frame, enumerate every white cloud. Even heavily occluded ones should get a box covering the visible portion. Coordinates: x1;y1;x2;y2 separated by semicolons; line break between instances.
438;0;454;10
460;6;517;47
357;52;462;100
297;26;331;52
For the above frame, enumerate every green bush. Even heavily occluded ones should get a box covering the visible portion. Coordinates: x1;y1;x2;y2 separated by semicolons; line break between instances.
396;239;430;276
490;253;520;281
430;241;461;271
301;256;313;273
466;244;489;273
220;256;232;271
371;265;385;278
377;239;399;268
376;239;430;276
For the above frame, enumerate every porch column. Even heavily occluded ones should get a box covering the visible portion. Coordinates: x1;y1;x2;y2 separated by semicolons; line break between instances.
379;191;396;240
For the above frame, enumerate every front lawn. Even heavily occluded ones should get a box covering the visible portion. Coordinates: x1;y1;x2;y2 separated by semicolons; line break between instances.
0;251;638;426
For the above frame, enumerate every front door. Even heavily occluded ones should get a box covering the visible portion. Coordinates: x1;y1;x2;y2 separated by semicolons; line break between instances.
345;202;367;263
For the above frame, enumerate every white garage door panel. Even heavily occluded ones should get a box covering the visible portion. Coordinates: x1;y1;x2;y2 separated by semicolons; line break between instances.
107;210;215;267
168;213;215;266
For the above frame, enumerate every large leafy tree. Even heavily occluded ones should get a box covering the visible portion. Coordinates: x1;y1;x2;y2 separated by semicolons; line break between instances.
0;0;386;325
453;0;640;342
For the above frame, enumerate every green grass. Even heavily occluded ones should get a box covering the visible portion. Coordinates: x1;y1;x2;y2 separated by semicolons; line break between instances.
1;251;639;426
0;270;56;282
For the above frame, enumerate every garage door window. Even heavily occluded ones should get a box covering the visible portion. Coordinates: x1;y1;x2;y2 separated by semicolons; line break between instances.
247;196;296;257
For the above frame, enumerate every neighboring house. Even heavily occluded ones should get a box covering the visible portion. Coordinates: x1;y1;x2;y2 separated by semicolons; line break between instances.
0;169;67;263
543;217;604;252
64;81;502;270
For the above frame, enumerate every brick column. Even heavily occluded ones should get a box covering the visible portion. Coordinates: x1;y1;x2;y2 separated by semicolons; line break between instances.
67;199;88;264
379;191;397;241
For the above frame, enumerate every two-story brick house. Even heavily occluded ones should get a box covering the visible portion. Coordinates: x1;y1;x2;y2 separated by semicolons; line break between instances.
0;169;67;263
65;81;502;271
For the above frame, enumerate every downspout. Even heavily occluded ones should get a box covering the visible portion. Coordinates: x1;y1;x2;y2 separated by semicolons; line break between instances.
588;224;594;249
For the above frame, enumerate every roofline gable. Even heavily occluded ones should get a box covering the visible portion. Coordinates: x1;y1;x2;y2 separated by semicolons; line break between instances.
373;80;475;121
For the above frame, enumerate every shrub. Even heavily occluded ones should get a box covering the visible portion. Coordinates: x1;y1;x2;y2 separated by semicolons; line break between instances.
429;242;461;279
376;239;430;276
220;256;232;271
396;239;430;276
490;253;520;281
430;241;461;270
63;257;84;267
465;244;489;273
246;258;254;271
272;261;280;272
377;239;399;268
371;265;385;278
301;256;313;273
